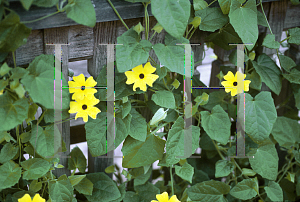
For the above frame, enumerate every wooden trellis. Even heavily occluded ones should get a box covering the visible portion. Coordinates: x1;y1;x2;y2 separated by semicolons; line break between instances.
5;0;300;179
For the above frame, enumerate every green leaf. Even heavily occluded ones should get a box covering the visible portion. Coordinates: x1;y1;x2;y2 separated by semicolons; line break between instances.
229;0;258;51
21;54;70;109
121;100;131;119
200;105;231;145
257;11;268;27
264;181;283;201
262;34;280;49
292;83;300;110
288;27;300;45
242;168;257;177
271;116;300;149
134;182;160;202
0;131;14;144
0;11;31;52
125;0;150;2
0;143;18;164
282;68;300;84
229;49;250;66
175;161;194;183
116;112;131;148
187;180;230;201
29;180;42;192
43;108;70;123
122;134;165;168
116;28;152;73
105;165;116;174
229;179;257;200
199;131;216;151
134;166;152;186
205;23;243;50
279;55;296;72
111;183;126;202
133;22;145;34
0;92;29;131
20;0;33;10
153;34;190;76
85;112;108;157
68;146;87;173
215;160;234;178
29;123;62;158
155;65;168;81
10;66;29;81
65;0;96;27
249;143;279;181
246;70;262;91
32;0;59;7
201;90;228;111
21;158;51;180
84;172;121;202
251;54;282;95
166;116;201;165
68;175;86;186
244;92;277;144
74;176;93;195
129;108;147;142
0;63;11;76
152;90;176;109
151;0;190;39
49;175;74;202
123;191;140;202
0;160;22;190
195;7;229;32
218;0;231;14
194;0;208;10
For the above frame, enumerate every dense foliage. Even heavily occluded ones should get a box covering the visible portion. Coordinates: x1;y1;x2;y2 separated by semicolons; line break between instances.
0;0;300;201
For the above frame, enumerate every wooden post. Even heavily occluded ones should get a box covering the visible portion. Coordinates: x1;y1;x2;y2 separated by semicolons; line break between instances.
44;27;71;178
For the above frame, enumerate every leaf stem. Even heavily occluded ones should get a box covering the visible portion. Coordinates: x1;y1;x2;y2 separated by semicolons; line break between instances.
107;0;129;30
188;28;197;40
280;36;291;44
12;51;16;68
208;0;217;7
21;10;60;24
37;109;47;126
212;140;225;160
163;78;171;91
276;153;295;184
149;31;156;41
185;26;194;38
170;165;174;196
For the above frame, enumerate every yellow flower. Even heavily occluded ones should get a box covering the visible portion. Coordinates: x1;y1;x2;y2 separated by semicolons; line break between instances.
221;71;251;96
125;62;159;92
68;74;97;100
18;194;45;202
151;192;180;202
69;94;101;122
0;89;3;95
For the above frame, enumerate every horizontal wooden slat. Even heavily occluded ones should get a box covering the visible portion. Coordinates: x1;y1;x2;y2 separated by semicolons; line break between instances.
9;0;281;30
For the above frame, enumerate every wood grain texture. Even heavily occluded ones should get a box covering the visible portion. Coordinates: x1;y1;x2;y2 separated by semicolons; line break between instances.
8;0;282;30
44;27;71;178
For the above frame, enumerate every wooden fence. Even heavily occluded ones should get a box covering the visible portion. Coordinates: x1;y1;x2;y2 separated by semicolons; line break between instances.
5;0;300;180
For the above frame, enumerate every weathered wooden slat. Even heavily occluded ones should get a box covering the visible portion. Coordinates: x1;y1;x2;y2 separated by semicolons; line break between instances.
8;0;283;30
70;124;87;144
44;27;71;178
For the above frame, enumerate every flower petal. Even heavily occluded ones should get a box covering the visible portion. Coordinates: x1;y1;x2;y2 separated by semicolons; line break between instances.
144;74;159;87
125;71;138;84
72;91;85;100
18;194;32;202
223;71;235;81
221;81;232;87
82;114;89;122
169;195;180;202
73;74;85;84
132;64;144;74
85;76;97;87
143;62;156;74
87;107;101;119
32;194;45;202
69;101;80;113
230;88;237;96
85;88;97;96
156;192;169;201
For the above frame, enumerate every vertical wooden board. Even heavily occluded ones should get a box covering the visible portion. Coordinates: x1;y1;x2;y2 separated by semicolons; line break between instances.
44;27;71;178
68;25;94;62
15;30;44;67
263;0;288;55
283;1;300;30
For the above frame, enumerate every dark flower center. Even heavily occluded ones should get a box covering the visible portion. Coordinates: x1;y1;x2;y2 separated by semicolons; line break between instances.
233;82;237;86
81;86;85;91
139;73;144;79
82;104;87;110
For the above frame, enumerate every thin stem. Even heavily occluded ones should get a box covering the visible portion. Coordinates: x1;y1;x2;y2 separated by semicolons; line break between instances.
37;109;47;126
16;125;21;165
148;88;156;92
107;0;129;30
149;123;168;136
149;31;156;41
280;36;291;44
197;113;200;127
188;28;197;40
208;0;217;7
163;78;171;91
131;99;146;104
260;0;272;35
21;11;60;24
170;165;174;196
185;26;194;38
276;153;294;184
71;169;76;176
149;55;157;66
212;140;226;160
12;52;16;68
246;67;254;74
